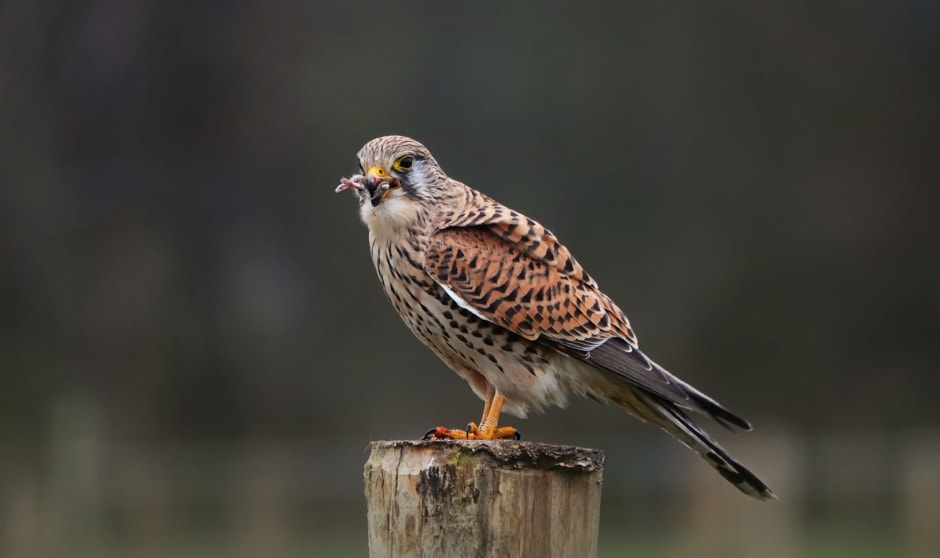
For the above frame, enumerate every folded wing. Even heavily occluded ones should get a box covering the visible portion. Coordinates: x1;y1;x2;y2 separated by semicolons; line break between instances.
424;206;749;429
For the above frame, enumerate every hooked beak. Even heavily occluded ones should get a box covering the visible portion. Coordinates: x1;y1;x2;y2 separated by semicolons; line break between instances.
365;166;388;195
364;165;400;207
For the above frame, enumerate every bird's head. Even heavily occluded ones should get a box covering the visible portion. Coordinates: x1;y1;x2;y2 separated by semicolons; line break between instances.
336;136;448;232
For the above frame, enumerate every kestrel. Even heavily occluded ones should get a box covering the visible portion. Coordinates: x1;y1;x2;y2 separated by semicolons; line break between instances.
337;135;775;500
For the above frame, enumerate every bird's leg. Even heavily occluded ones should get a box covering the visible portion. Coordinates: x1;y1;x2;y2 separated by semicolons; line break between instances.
475;394;519;440
421;390;519;441
479;387;495;427
460;385;496;437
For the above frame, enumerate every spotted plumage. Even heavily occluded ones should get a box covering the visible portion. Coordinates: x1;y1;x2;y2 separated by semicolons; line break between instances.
336;135;776;500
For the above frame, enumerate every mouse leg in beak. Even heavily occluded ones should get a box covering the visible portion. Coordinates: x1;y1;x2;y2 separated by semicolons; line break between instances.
335;177;365;193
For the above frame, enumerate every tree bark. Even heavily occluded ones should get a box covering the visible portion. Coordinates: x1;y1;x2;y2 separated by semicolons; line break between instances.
364;439;604;558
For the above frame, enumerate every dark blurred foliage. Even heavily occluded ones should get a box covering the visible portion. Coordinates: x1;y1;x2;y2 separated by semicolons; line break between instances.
1;0;939;553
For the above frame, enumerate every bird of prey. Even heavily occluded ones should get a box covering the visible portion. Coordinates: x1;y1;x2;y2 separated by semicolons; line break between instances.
336;135;776;500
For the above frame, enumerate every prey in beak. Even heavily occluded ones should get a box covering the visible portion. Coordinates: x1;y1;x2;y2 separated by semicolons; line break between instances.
335;166;402;207
335;177;365;193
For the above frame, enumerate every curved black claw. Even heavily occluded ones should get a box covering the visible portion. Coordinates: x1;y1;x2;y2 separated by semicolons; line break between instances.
421;428;438;440
512;430;522;440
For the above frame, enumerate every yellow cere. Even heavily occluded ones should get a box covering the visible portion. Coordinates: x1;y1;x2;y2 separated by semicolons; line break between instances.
366;166;387;180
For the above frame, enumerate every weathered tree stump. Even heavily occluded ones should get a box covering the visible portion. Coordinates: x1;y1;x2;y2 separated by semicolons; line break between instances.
364;439;604;558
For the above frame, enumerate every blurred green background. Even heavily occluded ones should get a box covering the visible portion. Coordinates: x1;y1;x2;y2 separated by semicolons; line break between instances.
2;1;939;557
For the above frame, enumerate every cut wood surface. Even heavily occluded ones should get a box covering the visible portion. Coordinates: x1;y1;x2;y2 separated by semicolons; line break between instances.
364;439;604;558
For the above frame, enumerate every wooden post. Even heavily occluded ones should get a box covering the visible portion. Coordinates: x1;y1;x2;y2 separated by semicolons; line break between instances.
364;440;604;558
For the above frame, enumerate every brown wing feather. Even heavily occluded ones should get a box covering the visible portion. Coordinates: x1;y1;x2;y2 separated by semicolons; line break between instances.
433;186;598;286
426;194;751;428
425;225;627;345
423;223;712;412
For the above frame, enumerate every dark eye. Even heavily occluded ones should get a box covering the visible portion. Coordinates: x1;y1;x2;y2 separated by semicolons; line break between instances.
393;156;414;172
357;160;364;174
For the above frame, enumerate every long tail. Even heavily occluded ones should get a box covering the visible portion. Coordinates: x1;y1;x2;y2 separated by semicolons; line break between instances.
649;398;777;500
